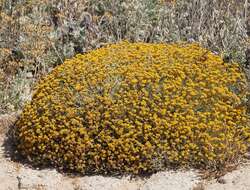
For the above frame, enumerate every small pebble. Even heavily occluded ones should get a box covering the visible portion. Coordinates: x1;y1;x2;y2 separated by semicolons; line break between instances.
217;177;226;184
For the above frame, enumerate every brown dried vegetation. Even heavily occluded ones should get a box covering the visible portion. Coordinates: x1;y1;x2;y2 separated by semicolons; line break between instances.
0;0;249;114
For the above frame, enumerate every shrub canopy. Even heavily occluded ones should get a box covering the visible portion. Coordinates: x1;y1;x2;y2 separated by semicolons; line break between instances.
14;42;250;175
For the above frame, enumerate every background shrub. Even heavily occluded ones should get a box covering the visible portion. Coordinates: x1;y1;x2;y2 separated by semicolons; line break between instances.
0;0;249;114
14;42;250;175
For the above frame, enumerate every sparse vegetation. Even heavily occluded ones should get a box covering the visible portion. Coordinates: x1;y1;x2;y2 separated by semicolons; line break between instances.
0;0;249;114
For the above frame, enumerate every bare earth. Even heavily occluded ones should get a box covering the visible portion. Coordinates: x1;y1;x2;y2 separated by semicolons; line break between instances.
1;113;250;190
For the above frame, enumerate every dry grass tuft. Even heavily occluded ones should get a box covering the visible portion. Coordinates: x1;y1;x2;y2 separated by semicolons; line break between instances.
0;0;249;114
0;112;19;135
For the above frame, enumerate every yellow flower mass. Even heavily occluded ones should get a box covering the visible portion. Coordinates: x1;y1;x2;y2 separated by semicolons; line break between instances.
14;41;250;175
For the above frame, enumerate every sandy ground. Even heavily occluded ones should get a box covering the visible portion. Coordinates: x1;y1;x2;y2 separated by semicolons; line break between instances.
1;113;250;190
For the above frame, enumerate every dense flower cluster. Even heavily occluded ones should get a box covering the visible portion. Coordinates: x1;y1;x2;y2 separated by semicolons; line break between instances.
14;42;250;175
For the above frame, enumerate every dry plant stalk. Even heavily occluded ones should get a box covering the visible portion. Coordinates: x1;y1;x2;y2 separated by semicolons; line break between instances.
0;0;249;114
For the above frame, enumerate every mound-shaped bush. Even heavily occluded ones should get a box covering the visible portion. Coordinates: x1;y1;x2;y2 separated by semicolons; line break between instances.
14;42;250;175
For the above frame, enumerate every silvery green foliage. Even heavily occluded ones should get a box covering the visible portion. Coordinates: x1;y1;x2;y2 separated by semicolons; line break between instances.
0;0;249;114
1;0;249;65
43;0;248;64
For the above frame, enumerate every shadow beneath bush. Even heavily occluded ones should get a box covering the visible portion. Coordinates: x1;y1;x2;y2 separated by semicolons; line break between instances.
2;121;156;179
3;120;32;167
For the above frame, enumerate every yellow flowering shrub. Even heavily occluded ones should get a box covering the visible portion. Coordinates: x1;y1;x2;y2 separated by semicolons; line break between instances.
14;41;250;175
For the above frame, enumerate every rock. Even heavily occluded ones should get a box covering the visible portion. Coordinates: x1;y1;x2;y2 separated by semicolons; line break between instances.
217;177;226;184
192;182;205;190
